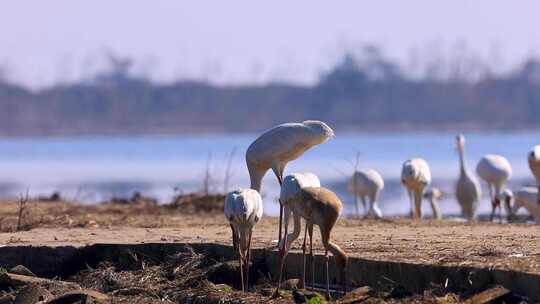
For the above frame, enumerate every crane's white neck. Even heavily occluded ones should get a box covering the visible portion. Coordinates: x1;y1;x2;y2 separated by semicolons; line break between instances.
457;144;466;174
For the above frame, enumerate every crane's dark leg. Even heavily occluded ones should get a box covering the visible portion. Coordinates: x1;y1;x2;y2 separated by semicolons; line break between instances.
272;212;289;298
273;170;283;249
407;190;414;218
499;204;503;224
490;193;499;223
231;225;244;292
230;224;237;251
489;204;495;222
354;195;360;218
324;249;330;300
239;249;245;293
246;230;253;292
361;196;367;217
301;219;308;289
488;185;495;222
309;223;314;291
414;191;423;219
278;201;283;248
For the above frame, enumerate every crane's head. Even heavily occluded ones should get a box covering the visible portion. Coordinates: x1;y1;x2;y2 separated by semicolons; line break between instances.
423;187;443;201
303;120;335;143
455;134;465;151
529;146;540;162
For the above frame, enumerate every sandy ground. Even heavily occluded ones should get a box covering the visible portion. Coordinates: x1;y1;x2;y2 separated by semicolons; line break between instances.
1;199;540;276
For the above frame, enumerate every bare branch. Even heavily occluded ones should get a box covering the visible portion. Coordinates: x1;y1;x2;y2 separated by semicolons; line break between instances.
328;163;350;179
16;189;30;231
352;151;361;217
202;152;213;195
223;146;237;193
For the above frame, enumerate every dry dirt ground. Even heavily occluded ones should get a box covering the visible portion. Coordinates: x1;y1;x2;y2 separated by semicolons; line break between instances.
0;197;538;303
0;198;539;275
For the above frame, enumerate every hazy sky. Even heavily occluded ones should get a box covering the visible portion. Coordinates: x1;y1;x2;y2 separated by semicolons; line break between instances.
1;1;540;88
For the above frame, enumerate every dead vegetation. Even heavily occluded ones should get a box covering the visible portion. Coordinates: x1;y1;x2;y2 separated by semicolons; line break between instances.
0;246;529;303
0;191;226;232
0;266;107;304
16;191;30;232
67;246;279;304
167;193;226;213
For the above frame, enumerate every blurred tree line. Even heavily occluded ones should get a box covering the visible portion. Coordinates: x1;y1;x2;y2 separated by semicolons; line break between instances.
1;45;540;136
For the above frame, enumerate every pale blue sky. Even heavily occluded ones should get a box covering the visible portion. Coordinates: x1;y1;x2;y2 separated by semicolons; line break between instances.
1;1;539;88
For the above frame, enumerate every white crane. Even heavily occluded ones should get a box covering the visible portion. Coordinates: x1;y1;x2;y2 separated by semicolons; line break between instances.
274;187;348;298
347;169;384;218
527;145;540;203
278;172;320;289
246;120;334;245
454;134;482;220
401;158;431;219
476;154;512;222
224;189;263;292
510;187;540;223
423;187;443;220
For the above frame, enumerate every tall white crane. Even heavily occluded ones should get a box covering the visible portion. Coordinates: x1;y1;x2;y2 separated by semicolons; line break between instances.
246;120;334;245
454;134;482;220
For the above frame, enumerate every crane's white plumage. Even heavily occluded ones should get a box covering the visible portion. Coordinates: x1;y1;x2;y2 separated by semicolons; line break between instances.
528;145;540;182
454;134;482;220
527;145;540;203
347;169;384;218
225;189;263;228
423;187;443;220
224;189;263;292
511;187;540;223
476;154;512;221
476;155;512;189
402;158;432;188
401;158;431;219
246;120;334;191
279;173;320;252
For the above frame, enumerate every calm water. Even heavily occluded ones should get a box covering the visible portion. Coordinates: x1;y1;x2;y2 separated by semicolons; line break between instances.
0;132;538;216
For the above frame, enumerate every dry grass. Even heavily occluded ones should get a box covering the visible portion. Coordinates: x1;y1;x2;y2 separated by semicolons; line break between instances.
69;246;284;304
0;192;226;232
65;247;479;303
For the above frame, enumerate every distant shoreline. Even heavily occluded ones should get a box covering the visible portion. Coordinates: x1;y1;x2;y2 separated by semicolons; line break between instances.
0;125;539;139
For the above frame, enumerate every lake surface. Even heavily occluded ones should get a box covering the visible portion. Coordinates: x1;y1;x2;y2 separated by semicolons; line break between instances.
0;132;538;216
